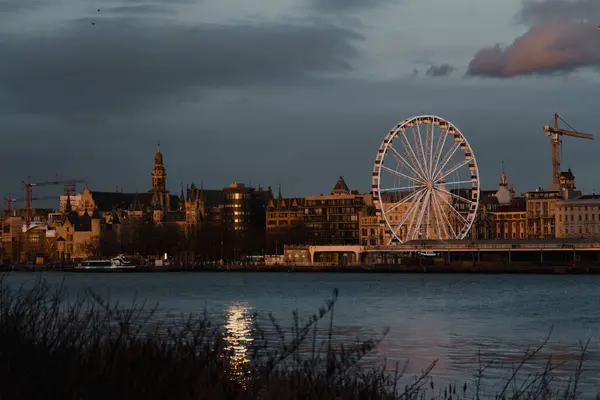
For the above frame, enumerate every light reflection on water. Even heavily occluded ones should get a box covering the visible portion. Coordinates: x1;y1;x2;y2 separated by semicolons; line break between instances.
5;272;600;395
223;301;254;379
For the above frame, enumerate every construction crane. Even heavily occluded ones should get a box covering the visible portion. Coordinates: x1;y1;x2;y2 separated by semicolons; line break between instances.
4;194;60;213
22;177;85;230
543;114;594;187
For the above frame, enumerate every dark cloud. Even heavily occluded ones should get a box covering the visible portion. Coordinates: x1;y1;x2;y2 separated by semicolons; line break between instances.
425;64;455;77
2;80;598;198
0;0;42;12
518;0;600;25
467;0;600;78
100;0;196;13
105;4;172;14
310;0;393;13
0;18;362;116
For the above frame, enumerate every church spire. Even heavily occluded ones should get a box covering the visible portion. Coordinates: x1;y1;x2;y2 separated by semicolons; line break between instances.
496;161;512;206
65;193;72;213
152;142;167;193
179;182;185;210
154;142;163;166
500;161;507;187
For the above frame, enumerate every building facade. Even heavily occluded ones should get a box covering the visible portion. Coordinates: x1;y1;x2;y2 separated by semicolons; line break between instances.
492;207;527;239
359;212;381;246
54;212;103;260
208;182;274;259
183;183;223;228
470;190;499;240
526;168;584;239
556;195;600;238
221;182;271;232
304;177;373;245
266;190;305;253
526;190;562;239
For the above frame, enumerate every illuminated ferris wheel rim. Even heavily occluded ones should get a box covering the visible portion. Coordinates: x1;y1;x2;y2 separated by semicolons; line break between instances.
372;114;481;244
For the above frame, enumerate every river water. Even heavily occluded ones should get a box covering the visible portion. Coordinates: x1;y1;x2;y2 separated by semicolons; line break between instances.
3;272;600;395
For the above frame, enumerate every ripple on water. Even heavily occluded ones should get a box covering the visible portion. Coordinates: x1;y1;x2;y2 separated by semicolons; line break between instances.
4;272;600;394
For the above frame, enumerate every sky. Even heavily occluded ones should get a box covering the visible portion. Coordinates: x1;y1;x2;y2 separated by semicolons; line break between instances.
0;0;599;201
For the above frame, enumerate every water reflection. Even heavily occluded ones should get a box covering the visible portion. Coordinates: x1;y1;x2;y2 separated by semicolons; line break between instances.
224;302;255;380
7;272;600;393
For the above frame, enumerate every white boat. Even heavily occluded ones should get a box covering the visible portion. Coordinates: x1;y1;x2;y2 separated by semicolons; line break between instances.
75;255;136;270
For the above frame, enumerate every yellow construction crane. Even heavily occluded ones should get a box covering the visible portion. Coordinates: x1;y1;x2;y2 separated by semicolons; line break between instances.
544;113;594;186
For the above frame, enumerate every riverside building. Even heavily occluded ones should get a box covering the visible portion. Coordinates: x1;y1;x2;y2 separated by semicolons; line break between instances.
304;177;373;246
526;169;582;239
555;194;600;238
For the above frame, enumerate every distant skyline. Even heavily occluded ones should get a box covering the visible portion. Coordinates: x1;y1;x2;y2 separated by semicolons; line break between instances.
0;0;599;199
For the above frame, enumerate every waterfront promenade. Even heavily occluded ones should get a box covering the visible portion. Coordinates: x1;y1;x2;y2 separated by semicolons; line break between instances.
6;239;600;274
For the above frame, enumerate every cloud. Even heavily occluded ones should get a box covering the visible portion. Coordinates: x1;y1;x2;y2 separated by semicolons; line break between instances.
467;22;600;77
310;0;393;13
104;4;172;14
0;17;362;116
425;64;455;77
0;0;42;12
466;0;600;78
517;0;600;25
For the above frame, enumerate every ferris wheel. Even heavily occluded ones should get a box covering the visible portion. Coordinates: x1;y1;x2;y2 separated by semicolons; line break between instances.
372;115;480;244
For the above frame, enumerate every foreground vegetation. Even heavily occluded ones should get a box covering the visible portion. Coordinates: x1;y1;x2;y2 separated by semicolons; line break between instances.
0;278;595;399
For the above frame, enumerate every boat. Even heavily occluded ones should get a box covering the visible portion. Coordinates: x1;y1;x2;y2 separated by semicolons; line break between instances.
75;255;136;270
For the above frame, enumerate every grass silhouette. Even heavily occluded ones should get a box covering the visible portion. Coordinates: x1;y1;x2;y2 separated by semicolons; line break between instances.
0;277;594;399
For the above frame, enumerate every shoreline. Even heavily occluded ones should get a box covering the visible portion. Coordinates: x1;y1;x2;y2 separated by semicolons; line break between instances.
4;263;600;274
